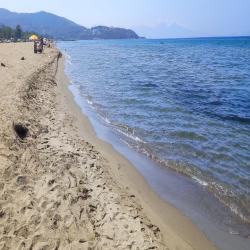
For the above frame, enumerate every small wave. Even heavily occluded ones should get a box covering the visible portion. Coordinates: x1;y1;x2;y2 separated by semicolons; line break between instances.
192;176;208;186
228;204;246;223
62;51;73;65
208;100;223;106
209;182;250;224
228;229;240;235
224;115;250;124
117;138;250;224
98;114;111;124
209;112;250;124
116;127;145;143
87;99;93;105
170;131;207;141
65;53;72;60
143;83;158;88
120;138;133;148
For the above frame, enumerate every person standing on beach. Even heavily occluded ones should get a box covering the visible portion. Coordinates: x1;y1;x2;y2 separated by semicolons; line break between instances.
39;38;44;53
33;41;38;53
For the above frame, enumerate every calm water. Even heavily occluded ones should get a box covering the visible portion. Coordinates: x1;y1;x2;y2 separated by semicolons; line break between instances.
58;37;250;224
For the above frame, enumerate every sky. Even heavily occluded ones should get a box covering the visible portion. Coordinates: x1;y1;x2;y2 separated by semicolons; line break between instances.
0;0;250;38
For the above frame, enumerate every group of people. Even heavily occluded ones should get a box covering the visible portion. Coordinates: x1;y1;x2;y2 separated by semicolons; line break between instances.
33;38;53;54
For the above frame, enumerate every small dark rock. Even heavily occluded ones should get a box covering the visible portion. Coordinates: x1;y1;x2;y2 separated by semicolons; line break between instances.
89;204;97;213
1;62;6;67
20;57;25;60
79;239;86;243
0;210;5;218
13;122;29;140
16;176;28;185
48;179;55;186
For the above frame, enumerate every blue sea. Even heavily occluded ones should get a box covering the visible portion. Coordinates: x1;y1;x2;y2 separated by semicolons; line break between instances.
58;37;250;232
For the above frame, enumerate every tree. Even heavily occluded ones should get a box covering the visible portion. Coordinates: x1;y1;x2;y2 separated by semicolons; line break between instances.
15;25;22;40
0;26;13;40
0;25;41;41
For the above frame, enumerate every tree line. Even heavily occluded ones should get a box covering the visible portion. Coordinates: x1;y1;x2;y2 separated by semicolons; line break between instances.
0;24;38;41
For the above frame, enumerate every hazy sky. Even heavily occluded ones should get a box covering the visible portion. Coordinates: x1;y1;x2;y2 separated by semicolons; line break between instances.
0;0;250;37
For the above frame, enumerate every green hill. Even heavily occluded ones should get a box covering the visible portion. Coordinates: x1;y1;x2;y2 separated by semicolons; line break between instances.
0;8;139;40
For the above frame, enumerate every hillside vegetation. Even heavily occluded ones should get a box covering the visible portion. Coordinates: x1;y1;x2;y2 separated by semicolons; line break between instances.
0;24;37;41
0;8;139;40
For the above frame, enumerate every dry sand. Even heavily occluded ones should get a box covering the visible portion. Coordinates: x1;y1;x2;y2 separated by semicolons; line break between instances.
0;42;217;250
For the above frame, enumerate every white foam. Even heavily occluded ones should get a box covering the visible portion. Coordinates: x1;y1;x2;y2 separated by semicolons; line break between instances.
87;99;93;105
62;51;72;65
116;128;145;143
192;176;208;186
98;114;111;124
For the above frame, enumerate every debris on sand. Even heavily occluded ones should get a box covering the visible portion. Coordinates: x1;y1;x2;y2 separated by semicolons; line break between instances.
13;122;29;140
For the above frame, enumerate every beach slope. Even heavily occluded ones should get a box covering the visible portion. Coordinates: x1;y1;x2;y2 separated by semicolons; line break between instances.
0;43;215;250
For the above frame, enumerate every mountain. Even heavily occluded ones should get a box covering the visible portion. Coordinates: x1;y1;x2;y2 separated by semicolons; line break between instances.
91;26;139;39
134;23;195;39
0;8;139;40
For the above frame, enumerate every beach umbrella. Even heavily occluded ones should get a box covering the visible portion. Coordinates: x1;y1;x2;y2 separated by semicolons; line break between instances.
29;34;39;41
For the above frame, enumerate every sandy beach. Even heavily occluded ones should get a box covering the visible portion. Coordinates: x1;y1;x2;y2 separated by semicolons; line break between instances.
0;42;217;250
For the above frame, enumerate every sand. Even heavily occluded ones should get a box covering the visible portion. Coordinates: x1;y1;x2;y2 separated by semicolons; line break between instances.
0;42;217;250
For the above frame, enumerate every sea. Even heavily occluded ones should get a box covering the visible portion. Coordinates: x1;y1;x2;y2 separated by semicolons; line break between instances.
57;37;250;249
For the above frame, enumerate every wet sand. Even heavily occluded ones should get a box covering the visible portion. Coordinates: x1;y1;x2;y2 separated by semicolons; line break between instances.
0;42;216;249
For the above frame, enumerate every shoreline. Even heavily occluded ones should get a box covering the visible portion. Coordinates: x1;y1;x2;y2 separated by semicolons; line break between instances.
0;42;216;249
57;52;218;249
58;39;250;250
60;39;250;230
67;79;250;249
